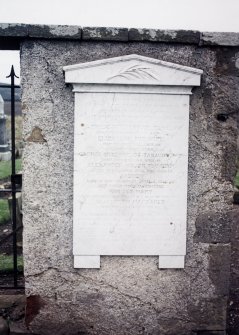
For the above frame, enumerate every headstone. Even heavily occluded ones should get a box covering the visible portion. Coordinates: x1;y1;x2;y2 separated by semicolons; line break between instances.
0;94;11;161
64;54;202;269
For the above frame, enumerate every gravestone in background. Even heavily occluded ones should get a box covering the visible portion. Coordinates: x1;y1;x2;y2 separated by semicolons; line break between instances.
64;54;202;269
0;94;11;161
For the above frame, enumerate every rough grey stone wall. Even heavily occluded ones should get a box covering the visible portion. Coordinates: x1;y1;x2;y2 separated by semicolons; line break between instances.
20;39;239;335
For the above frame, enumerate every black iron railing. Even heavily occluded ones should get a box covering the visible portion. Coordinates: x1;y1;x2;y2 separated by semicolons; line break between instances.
0;65;23;289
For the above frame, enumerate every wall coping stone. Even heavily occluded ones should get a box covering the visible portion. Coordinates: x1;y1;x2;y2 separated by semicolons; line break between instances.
0;23;239;48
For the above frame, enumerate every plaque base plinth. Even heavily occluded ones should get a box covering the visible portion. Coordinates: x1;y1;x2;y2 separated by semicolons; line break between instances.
74;256;100;269
159;255;185;269
74;255;185;269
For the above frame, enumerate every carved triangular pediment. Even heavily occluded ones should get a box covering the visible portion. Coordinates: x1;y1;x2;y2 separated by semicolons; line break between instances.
64;54;202;86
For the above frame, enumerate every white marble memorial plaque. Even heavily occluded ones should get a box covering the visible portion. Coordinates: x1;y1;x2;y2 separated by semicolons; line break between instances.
64;55;202;269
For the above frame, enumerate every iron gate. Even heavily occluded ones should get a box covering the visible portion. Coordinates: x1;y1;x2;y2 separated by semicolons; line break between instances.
0;65;23;289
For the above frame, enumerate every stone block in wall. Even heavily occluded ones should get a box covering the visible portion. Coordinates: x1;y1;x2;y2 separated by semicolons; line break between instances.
28;24;82;39
129;28;200;44
194;211;232;244
195;331;226;335
201;32;239;46
0;23;28;37
209;244;231;297
82;27;128;41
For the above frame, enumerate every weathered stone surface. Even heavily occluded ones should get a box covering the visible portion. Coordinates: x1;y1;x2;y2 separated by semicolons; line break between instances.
194;211;231;243
189;297;228;331
209;244;231;296
28;24;82;39
221;140;238;182
25;296;46;328
227;208;239;335
0;23;28;37
196;331;226;335
0;23;82;40
26;127;46;143
0;294;26;329
82;26;128;41
202;32;239;46
129;28;200;44
21;40;238;334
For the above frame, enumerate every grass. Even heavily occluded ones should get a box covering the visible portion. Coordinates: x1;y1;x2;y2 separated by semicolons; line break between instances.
0;158;22;180
0;254;23;273
0;114;23;180
6;115;22;143
0;199;10;225
0;158;22;225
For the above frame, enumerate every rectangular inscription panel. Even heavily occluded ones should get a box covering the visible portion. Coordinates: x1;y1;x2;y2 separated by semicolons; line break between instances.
73;92;189;257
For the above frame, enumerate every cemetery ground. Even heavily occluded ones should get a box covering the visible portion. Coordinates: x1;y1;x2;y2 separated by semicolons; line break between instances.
0;121;26;333
0;114;23;277
0;156;23;283
0;115;23;280
0;88;30;333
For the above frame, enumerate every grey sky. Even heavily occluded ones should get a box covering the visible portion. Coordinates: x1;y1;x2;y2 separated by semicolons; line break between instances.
1;0;239;31
0;0;238;84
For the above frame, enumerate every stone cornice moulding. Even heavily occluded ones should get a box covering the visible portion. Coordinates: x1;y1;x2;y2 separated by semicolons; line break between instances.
0;24;239;49
63;54;203;87
71;84;194;95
